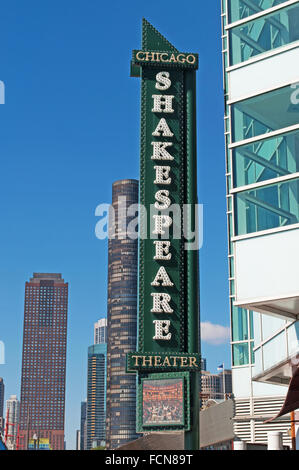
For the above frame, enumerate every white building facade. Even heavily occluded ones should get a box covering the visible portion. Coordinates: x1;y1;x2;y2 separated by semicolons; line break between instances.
221;0;299;447
94;318;107;345
5;395;20;450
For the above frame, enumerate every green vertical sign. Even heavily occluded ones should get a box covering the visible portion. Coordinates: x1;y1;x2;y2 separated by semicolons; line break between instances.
127;19;200;449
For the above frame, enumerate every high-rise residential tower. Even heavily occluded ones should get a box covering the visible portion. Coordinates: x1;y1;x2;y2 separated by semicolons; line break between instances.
0;378;4;420
105;179;139;449
5;395;20;450
221;0;299;446
94;318;107;345
86;344;107;449
0;378;4;434
19;273;68;450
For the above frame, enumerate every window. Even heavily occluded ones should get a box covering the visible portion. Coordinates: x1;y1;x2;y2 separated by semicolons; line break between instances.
228;0;288;23
235;177;299;235
230;3;299;65
232;305;249;341
233;343;249;366
232;85;299;143
233;129;299;187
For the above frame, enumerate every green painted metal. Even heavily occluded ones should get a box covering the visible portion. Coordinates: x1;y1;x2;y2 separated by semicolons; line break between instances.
128;19;200;449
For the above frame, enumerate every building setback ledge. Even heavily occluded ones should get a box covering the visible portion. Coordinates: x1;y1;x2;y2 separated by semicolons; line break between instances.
234;295;299;322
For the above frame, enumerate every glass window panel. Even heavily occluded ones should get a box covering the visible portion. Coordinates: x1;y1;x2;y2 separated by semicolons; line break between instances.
233;342;249;366
287;321;299;356
232;85;299;143
249;311;254;340
228;0;287;23
253;311;261;345
263;331;287;370
235;177;299;235
233;129;299;187
252;347;263;376
250;342;255;364
232;305;249;341
262;314;285;341
230;3;299;65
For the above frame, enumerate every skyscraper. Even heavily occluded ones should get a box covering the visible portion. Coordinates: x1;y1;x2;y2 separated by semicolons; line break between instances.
80;400;87;451
0;378;4;434
221;0;299;446
0;378;4;420
19;273;68;450
94;318;107;345
86;344;107;449
5;395;20;450
105;179;139;449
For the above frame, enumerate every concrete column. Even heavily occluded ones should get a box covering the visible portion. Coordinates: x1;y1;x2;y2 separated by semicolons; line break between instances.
267;432;283;450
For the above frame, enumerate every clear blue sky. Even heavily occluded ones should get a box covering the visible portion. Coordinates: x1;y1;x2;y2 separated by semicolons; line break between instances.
0;0;230;449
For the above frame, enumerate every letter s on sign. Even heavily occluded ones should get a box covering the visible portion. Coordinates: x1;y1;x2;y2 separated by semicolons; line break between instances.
155;71;171;91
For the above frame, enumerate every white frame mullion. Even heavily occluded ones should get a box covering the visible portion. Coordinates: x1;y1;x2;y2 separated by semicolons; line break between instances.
225;0;299;30
230;171;299;194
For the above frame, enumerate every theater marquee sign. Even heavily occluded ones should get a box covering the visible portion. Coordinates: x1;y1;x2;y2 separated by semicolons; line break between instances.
127;20;200;448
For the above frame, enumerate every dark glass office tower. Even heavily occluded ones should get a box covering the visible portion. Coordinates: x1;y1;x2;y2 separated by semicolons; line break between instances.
19;273;68;450
105;179;139;449
0;378;4;434
86;344;107;449
80;401;87;450
0;378;4;419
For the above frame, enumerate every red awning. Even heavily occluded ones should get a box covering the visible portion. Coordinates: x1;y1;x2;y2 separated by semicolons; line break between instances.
264;367;299;423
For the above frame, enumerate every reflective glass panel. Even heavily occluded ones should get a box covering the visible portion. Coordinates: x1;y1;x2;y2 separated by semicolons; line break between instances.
229;0;287;23
263;331;286;370
233;343;249;366
233;129;299;187
235;177;299;235
230;3;299;65
232;85;299;143
232;305;249;341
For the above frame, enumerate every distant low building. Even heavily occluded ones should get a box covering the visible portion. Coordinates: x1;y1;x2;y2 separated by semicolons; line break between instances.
200;370;232;407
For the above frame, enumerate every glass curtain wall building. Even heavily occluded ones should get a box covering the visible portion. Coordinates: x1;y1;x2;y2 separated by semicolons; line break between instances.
80;400;87;450
222;0;299;447
105;179;139;449
86;344;107;450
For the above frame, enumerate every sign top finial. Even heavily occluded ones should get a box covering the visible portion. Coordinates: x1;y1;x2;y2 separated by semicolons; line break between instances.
142;18;178;52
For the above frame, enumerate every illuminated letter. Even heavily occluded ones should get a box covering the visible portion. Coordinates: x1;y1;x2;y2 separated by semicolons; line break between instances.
151;266;174;287
154;166;171;185
153;320;171;341
154;241;172;260
151;293;173;313
152;215;172;235
155;71;171;91
152;95;174;113
152;118;173;137
154;190;171;210
151;142;174;161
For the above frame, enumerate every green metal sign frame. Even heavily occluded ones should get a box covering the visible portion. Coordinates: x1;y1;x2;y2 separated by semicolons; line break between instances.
127;19;200;450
